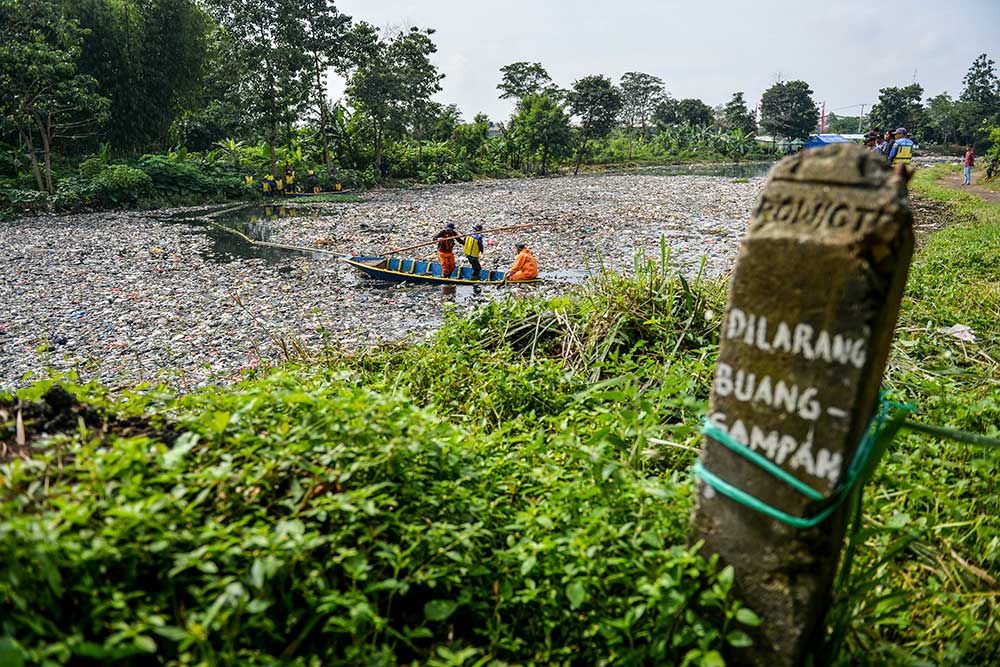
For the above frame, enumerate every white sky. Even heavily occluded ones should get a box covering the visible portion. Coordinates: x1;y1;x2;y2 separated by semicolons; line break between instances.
327;0;1000;122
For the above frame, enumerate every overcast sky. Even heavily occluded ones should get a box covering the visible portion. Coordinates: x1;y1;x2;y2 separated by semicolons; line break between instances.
327;0;1000;122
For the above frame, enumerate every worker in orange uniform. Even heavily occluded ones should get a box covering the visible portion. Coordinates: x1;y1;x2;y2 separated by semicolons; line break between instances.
506;243;538;281
433;222;460;278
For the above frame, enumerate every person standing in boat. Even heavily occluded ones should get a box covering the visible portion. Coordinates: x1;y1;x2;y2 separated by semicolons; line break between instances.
433;222;460;278
461;224;485;279
506;243;538;282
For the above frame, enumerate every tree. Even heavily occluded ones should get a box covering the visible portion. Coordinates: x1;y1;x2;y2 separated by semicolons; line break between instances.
204;0;311;175
450;112;489;159
654;97;715;128
0;0;108;192
67;0;212;154
619;72;664;142
958;53;1000;149
288;0;352;172
721;91;756;135
824;112;863;134
961;54;1000;109
759;80;819;140
923;93;962;145
869;84;925;139
512;93;571;175
497;62;552;101
568;75;622;174
412;102;462;142
347;24;443;177
170;26;246;151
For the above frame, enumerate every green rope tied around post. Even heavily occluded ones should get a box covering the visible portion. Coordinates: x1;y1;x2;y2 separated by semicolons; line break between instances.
693;391;916;529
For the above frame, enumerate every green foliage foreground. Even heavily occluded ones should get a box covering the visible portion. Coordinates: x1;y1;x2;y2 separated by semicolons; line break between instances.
2;179;1000;665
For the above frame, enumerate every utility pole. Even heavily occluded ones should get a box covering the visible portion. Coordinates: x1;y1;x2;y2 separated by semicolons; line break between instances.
858;104;866;133
821;101;826;134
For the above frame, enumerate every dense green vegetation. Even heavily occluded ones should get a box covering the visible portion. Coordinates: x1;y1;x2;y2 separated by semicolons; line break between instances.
3;174;999;664
6;1;997;217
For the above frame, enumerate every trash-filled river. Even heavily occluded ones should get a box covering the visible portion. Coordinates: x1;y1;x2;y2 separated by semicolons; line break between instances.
1;169;767;390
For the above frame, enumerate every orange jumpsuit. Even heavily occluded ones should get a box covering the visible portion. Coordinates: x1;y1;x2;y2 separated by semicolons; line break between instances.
434;227;459;278
508;248;538;281
438;250;456;278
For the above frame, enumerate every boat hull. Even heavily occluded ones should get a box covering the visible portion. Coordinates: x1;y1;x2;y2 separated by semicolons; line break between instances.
341;256;539;286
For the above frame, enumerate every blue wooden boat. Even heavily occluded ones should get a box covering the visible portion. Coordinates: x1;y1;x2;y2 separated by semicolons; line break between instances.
341;256;540;285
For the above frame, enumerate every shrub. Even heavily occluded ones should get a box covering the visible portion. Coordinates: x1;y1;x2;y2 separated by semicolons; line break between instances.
0;187;51;214
137;154;214;196
325;168;375;191
79;155;108;180
51;176;97;209
92;164;153;205
0;377;754;666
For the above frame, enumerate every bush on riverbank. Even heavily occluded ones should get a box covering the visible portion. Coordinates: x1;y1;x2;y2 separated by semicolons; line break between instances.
0;153;255;214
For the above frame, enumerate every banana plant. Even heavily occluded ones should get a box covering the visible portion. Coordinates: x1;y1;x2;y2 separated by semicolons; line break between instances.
213;138;246;169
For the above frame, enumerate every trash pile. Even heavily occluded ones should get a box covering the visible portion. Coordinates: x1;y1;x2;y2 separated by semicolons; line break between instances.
1;173;764;391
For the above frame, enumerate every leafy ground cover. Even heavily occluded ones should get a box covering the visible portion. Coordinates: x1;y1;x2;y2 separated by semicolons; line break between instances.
2;174;999;665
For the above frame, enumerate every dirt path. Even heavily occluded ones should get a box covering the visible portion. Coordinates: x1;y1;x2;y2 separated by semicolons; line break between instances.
939;171;1000;204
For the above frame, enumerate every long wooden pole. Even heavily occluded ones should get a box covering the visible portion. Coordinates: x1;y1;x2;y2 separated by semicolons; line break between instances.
382;221;561;256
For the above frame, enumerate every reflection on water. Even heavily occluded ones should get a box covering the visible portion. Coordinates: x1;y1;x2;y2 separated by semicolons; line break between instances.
168;205;327;264
217;205;322;225
619;162;775;179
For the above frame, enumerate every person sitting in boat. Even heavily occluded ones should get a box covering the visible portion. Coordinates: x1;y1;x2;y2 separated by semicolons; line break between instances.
433;222;461;278
506;243;538;282
461;224;485;279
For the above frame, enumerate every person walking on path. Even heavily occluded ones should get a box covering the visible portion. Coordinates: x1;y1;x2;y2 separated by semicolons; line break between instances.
506;243;538;282
461;224;485;279
986;156;998;182
963;144;975;185
433;222;460;278
888;128;915;167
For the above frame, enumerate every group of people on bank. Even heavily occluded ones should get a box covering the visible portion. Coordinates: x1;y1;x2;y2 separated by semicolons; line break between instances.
251;166;343;196
432;223;538;282
862;127;916;166
862;128;997;185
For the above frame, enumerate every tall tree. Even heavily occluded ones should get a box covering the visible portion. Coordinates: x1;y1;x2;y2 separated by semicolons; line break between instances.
654;97;715;127
759;80;819;140
869;84;925;138
958;53;1000;148
960;54;1000;108
568;75;622;174
497;62;552;101
288;0;352;172
512;93;571;175
347;25;443;177
1;0;108;191
722;91;757;135
204;0;310;175
619;72;664;138
67;0;211;154
924;93;962;145
170;25;246;151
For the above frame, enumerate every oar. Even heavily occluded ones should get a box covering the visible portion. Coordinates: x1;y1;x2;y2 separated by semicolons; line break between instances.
381;220;561;256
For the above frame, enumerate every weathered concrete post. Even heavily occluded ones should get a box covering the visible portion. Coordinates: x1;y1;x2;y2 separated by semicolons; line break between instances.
690;144;914;664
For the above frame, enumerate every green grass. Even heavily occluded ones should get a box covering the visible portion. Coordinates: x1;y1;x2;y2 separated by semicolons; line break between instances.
825;164;1000;665
1;179;999;665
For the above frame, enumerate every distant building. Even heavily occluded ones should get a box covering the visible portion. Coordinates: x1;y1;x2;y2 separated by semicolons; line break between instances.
755;135;806;153
486;121;502;139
